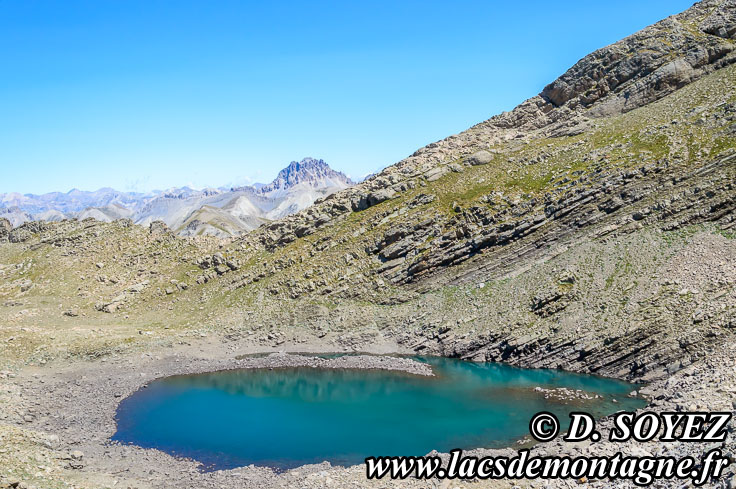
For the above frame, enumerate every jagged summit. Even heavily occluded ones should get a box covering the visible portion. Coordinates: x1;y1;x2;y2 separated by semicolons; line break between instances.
258;158;353;194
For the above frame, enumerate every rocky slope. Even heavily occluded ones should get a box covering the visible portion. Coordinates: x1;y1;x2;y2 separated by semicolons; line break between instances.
0;1;734;488
237;0;736;267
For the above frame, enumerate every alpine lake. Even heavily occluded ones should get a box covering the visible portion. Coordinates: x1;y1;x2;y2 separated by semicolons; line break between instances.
113;355;646;470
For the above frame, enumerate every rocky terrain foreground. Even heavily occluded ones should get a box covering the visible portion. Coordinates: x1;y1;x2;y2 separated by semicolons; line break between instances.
1;0;735;488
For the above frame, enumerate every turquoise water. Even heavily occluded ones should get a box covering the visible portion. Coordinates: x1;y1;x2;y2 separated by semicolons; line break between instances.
113;357;645;470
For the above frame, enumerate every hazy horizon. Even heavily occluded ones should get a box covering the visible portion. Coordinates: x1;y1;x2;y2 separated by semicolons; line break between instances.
1;156;357;197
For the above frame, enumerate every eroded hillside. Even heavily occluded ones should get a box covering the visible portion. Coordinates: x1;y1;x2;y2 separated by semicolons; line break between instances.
0;1;734;386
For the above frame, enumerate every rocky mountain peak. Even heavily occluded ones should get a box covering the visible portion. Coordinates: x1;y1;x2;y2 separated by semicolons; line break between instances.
259;158;353;194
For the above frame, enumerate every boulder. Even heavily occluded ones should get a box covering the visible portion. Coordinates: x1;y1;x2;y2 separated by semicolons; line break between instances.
149;220;170;235
700;1;736;40
0;217;11;241
350;193;370;211
198;256;213;269
8;228;31;243
367;188;397;207
128;281;149;293
466;150;494;166
424;166;448;181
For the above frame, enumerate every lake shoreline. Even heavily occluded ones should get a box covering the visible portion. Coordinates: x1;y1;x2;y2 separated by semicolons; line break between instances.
112;353;642;471
5;334;734;489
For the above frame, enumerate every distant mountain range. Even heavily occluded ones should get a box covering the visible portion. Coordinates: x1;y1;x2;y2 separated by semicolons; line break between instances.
0;158;353;237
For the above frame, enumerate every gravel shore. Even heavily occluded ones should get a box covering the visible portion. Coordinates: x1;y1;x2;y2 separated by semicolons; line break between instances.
2;341;438;489
1;335;734;489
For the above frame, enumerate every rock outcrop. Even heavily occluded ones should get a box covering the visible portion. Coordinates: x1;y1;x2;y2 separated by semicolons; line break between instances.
0;217;11;242
239;0;736;255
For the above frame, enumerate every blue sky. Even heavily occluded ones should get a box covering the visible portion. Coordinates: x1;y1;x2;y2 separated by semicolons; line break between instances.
1;0;693;195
